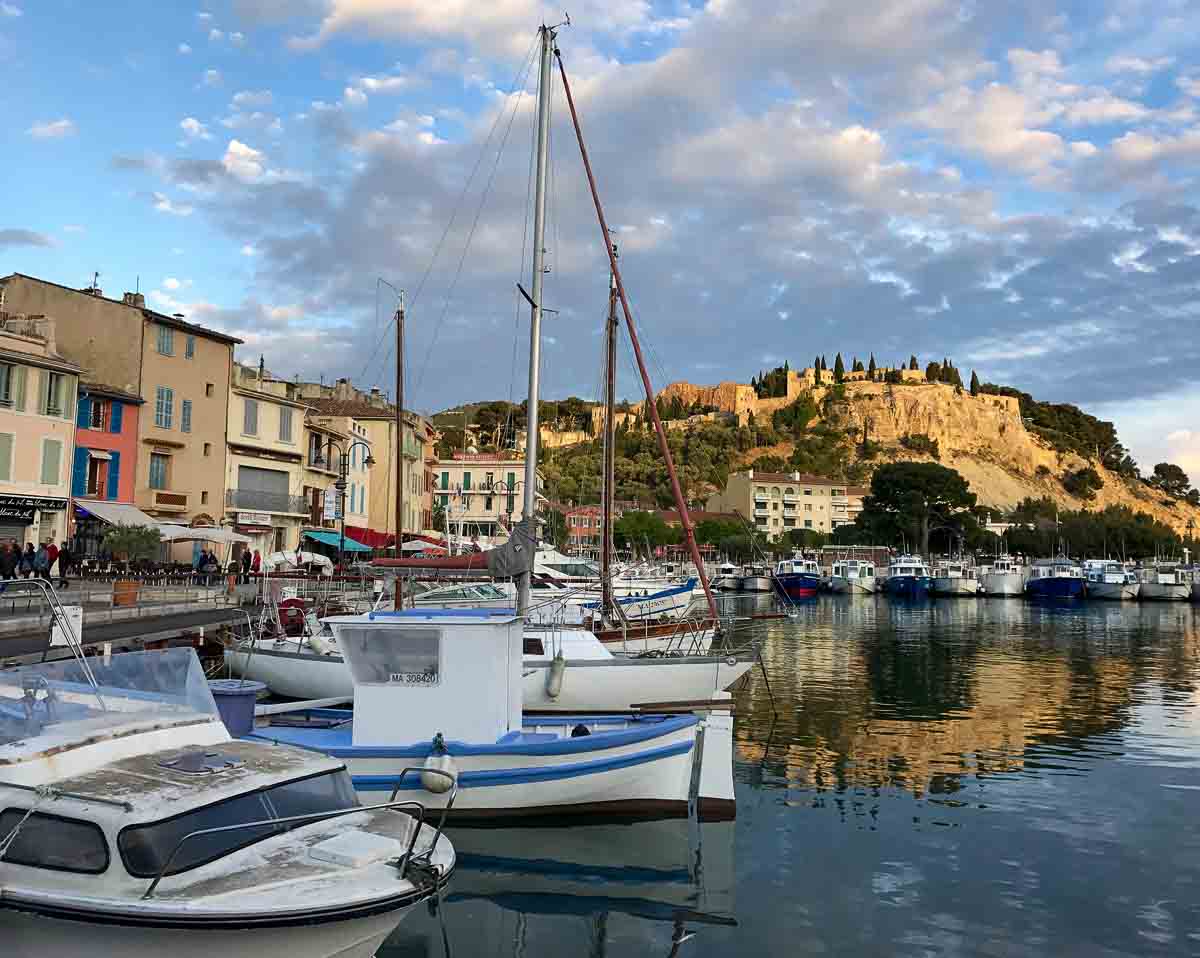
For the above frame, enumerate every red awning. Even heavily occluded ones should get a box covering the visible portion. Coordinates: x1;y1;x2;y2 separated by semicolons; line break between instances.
344;525;395;549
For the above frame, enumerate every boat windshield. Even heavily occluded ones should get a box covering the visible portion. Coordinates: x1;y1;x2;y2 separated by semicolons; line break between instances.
0;648;220;756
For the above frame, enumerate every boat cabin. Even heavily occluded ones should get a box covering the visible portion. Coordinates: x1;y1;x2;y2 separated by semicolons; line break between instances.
1029;560;1082;580
888;556;930;578
775;558;820;576
832;559;875;579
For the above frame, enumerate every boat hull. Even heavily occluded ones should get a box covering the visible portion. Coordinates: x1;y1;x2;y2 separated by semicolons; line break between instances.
775;573;821;599
739;576;773;593
1087;581;1139;601
829;576;876;595
884;575;932;598
1026;578;1084;601
932;577;978;596
588;619;715;654
980;572;1024;596
1140;583;1190;601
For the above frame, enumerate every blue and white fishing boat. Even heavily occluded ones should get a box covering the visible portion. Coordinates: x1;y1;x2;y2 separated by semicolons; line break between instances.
582;577;699;624
1082;560;1139;600
1138;562;1191;601
248;608;736;822
884;555;933;598
1025;558;1085;601
773;556;821;599
979;554;1024;596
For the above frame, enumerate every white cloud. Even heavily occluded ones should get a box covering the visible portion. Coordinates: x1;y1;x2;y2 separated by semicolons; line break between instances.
343;86;368;108
0;3;22;15
27;118;75;139
196;11;212;22
1105;55;1173;74
357;74;408;94
152;192;194;217
209;28;223;41
1167;429;1193;443
1061;93;1148;125
231;31;246;46
232;89;273;108
202;68;222;86
162;277;182;290
1178;76;1200;99
221;139;266;182
241;244;258;256
178;42;192;54
179;116;212;141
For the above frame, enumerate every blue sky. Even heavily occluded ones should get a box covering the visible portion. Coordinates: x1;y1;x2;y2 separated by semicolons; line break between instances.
2;0;1199;482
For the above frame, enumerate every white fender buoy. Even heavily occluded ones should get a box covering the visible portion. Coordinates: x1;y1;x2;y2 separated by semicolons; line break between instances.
421;733;456;793
305;631;331;655
545;650;566;699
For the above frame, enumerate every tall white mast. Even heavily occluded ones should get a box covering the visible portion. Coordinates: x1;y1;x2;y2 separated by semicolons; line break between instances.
517;24;556;616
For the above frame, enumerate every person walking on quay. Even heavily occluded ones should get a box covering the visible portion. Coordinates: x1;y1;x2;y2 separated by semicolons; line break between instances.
0;542;15;580
20;543;35;579
240;548;251;583
57;540;72;589
251;549;262;576
32;542;50;580
46;540;59;578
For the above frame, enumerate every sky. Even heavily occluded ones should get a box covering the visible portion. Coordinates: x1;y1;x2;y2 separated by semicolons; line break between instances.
2;0;1198;483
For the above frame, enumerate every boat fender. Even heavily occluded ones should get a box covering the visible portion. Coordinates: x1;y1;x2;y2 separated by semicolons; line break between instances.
726;656;738;667
545;650;566;699
570;723;591;738
421;733;456;793
306;631;332;655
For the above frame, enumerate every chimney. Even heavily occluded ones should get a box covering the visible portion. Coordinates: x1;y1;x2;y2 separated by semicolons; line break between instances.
173;312;185;321
259;354;265;381
122;292;145;308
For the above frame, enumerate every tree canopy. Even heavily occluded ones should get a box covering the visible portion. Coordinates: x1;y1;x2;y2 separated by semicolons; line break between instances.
856;462;977;556
613;511;680;555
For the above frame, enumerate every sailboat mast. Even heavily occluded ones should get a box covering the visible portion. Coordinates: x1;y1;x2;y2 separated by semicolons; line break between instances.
393;292;405;610
601;247;618;619
516;24;556;617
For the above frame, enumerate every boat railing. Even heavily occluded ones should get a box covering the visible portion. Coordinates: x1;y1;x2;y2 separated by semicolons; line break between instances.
141;792;453;900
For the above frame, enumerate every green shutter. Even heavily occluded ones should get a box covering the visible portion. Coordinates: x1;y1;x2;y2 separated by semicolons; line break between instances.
0;434;11;481
41;438;62;485
61;375;75;421
12;366;25;412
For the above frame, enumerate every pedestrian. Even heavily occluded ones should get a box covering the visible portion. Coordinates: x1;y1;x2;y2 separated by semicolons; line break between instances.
241;548;251;584
19;543;35;579
251;549;262;576
32;542;49;580
46;540;59;577
57;540;72;589
0;542;14;580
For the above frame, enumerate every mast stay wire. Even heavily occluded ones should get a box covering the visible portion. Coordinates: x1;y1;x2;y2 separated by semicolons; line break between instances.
356;31;539;392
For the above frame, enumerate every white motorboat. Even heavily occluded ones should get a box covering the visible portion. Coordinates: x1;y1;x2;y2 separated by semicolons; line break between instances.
225;618;752;713
739;564;772;592
830;559;877;594
0;646;452;958
932;560;980;596
1083;560;1140;600
711;562;741;591
247;609;737;821
1139;563;1191;601
980;554;1025;596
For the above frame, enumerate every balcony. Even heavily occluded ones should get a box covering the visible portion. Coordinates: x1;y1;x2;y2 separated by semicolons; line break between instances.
152;491;188;512
754;507;769;518
226;488;309;514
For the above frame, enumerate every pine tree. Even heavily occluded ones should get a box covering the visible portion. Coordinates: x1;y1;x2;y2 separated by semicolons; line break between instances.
925;361;941;383
909;355;918;371
868;354;877;379
814;364;822;385
813;355;821;373
834;353;845;383
970;370;980;396
783;359;789;372
820;355;828;371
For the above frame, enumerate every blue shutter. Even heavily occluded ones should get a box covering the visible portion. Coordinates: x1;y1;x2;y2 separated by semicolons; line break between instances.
76;395;91;429
71;448;89;497
106;451;121;500
109;401;123;434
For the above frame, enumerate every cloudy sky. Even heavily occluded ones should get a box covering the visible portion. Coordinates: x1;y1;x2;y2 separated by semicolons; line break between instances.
2;0;1198;481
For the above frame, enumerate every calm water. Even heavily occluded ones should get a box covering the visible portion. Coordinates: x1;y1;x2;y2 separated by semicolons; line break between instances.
384;595;1200;957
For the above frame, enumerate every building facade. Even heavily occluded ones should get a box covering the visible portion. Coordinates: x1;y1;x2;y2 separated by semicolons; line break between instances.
434;453;542;543
705;469;865;540
71;383;145;557
0;315;80;546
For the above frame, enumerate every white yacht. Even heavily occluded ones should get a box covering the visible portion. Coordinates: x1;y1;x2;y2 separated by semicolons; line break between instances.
1139;563;1191;601
1083;560;1140;600
712;561;741;591
1;647;452;958
829;559;877;594
979;554;1025;596
739;564;773;593
932;560;980;596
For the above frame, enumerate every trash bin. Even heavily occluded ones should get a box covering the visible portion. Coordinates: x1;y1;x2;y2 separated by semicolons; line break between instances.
207;679;266;736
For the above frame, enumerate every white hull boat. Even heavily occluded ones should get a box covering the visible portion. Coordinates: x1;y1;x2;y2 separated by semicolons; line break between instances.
932;577;978;596
829;559;878;595
1087;581;1140;600
981;572;1023;596
1140;582;1190;601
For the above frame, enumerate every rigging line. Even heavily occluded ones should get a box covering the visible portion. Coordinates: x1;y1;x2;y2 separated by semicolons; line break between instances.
414;47;538;396
356;33;539;389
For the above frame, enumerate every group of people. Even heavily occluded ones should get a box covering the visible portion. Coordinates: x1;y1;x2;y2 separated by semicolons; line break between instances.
0;540;71;587
193;547;263;584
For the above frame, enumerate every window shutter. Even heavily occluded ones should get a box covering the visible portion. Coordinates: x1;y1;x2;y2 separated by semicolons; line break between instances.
62;376;75;421
71;447;89;497
41;439;62;485
77;395;91;429
109;401;123;434
106;451;121;500
0;434;11;482
12;366;26;412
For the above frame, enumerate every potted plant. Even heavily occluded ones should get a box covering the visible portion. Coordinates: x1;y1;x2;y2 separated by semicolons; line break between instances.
102;523;162;607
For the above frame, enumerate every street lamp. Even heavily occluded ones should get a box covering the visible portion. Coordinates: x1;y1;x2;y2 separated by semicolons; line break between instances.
313;437;375;569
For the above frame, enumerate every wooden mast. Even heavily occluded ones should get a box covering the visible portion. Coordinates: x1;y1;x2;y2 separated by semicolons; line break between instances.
393;293;405;610
600;246;618;623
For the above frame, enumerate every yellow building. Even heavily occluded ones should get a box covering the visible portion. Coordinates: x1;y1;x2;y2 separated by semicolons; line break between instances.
433;453;543;543
705;469;865;541
0;314;80;546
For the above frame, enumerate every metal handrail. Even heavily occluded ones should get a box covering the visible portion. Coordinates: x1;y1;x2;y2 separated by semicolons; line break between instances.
0;579;102;701
0;779;134;812
388;766;458;862
141;797;432;900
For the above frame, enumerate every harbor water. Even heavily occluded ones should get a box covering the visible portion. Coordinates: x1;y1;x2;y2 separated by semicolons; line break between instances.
382;593;1200;956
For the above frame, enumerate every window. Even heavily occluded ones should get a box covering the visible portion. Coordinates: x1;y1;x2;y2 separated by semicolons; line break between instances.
205;382;214;398
462;472;472;490
118;770;358;879
89;398;106;430
40;438;62;485
0;810;109;874
149;453;169;490
181;399;192;434
804;519;813;528
155;386;173;428
243;398;259;435
804;503;812;512
441;471;449;490
350;445;357;469
203;442;212;457
804;489;812;495
485;496;493;511
832;488;844;496
156;326;174;356
279;407;293;443
201;491;208;505
0;363;11;405
86;456;103;495
185;335;195;359
0;433;12;481
485;471;495;489
43;372;65;416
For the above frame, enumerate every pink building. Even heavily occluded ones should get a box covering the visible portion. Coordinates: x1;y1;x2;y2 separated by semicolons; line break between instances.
71;383;145;557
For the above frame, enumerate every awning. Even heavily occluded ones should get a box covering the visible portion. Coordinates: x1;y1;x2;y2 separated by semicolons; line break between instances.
87;449;112;461
303;529;372;552
345;525;394;549
158;524;252;544
74;500;159;527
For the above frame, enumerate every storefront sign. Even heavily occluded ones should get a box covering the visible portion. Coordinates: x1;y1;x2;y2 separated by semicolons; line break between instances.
323;489;341;521
0;495;67;524
237;511;271;526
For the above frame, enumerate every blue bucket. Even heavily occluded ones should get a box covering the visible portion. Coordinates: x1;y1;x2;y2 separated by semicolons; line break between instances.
208;679;266;737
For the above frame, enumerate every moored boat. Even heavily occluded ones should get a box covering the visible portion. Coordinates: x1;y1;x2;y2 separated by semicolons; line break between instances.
884;555;933;598
979;554;1025;596
712;562;741;591
1083;560;1139;600
931;560;979;596
830;558;877;594
1025;558;1085;601
773;556;821;599
739;564;772;593
1139;562;1191;601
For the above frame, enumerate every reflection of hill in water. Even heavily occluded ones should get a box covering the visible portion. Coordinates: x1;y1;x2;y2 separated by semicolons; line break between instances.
734;598;1200;797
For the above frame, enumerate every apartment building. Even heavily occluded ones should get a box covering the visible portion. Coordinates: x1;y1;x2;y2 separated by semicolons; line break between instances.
564;500;637;557
705;469;865;540
0;274;239;527
70;383;145;557
433;453;543;541
0;315;80;546
303;410;373;548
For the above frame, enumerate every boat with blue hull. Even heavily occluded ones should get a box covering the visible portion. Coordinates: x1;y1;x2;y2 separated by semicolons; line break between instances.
773;557;821;599
884;555;933;598
248;608;736;822
1025;559;1085;601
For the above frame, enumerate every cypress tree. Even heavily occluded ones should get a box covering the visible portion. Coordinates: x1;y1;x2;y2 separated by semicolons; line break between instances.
909;355;919;371
970;370;980;396
834;353;845;383
925;361;941;382
813;355;821;373
868;354;877;379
